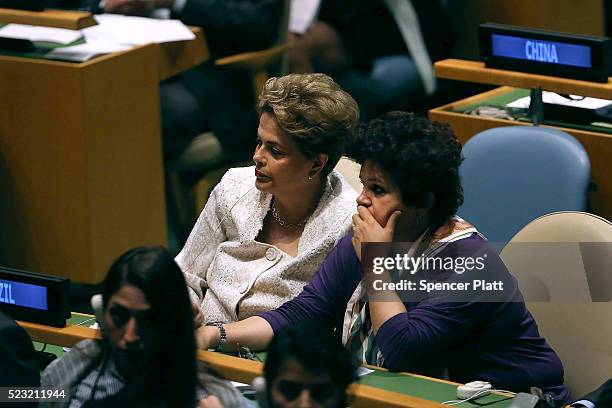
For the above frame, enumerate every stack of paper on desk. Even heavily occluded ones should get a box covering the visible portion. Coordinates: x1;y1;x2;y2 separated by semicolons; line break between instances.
83;14;196;45
46;40;132;61
0;24;82;44
0;14;196;62
506;91;612;110
506;91;612;125
289;0;320;34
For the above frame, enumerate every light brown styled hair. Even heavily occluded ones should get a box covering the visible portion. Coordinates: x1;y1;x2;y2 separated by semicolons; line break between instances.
258;73;359;177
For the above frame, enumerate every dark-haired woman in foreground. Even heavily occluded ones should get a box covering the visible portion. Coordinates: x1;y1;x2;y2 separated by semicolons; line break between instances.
196;112;571;405
41;246;247;407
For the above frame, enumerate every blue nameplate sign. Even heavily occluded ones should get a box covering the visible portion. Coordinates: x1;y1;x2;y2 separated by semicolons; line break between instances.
0;267;70;327
480;23;611;82
0;279;48;310
491;34;592;68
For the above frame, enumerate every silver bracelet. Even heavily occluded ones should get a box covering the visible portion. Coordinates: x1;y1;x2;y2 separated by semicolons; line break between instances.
206;322;227;351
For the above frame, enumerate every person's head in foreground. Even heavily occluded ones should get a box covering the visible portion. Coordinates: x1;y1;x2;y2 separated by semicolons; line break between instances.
263;321;358;408
349;110;463;241
89;246;196;405
42;247;250;407
255;73;359;204
99;246;197;405
39;247;198;407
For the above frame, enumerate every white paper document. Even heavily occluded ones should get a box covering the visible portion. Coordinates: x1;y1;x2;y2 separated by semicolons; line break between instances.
1;13;196;62
0;24;82;45
231;381;250;388
506;91;612;110
356;366;375;377
83;14;196;46
290;0;321;34
47;40;132;62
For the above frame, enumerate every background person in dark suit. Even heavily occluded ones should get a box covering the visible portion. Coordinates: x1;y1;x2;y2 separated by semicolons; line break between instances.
103;0;284;162
572;379;612;408
0;310;39;387
103;0;285;244
104;0;282;57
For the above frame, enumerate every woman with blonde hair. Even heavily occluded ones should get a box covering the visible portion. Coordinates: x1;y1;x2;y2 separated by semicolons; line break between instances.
177;74;359;337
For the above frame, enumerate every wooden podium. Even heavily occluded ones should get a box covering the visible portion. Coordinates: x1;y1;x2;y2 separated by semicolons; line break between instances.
429;59;612;222
0;18;208;283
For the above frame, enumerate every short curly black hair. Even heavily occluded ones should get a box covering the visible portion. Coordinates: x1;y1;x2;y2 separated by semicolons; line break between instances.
348;111;464;229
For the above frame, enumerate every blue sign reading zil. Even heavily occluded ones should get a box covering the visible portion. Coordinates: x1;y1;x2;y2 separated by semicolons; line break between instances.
0;280;48;310
492;33;592;68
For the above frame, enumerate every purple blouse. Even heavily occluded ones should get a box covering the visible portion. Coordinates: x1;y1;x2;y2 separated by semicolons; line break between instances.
260;234;571;404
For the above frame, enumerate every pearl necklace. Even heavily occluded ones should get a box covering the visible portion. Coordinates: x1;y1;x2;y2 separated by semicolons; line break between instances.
271;200;308;228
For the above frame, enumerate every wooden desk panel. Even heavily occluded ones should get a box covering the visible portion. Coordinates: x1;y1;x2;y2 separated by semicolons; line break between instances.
19;319;101;345
0;45;165;282
0;34;208;283
0;8;96;29
435;59;612;100
429;86;612;222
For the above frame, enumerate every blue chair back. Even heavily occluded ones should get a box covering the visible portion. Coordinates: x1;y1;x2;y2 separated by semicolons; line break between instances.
459;126;590;243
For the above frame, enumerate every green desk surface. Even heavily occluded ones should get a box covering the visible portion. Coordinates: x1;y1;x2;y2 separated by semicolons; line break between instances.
34;313;95;359
251;352;512;406
452;88;530;113
37;314;514;407
449;87;612;135
359;370;512;407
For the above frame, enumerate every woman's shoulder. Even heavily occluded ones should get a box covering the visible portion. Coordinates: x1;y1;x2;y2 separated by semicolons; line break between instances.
328;170;359;199
436;233;502;267
217;166;256;191
442;233;488;253
320;170;358;215
212;166;259;205
223;165;255;180
47;339;102;368
42;339;102;386
429;216;490;256
299;174;357;250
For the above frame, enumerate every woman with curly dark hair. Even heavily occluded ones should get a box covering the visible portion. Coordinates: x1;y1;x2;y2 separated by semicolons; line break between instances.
196;112;571;406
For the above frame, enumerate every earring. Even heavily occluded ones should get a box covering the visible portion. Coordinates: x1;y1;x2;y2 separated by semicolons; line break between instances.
308;175;313;180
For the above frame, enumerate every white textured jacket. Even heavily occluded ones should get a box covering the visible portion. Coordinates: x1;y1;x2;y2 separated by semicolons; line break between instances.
176;166;358;323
